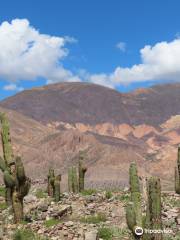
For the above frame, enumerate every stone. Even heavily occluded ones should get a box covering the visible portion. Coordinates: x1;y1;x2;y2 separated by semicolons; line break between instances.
85;231;98;240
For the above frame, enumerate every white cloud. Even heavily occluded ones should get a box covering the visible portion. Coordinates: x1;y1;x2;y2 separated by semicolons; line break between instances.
116;42;126;52
0;18;80;84
3;83;24;91
90;38;180;87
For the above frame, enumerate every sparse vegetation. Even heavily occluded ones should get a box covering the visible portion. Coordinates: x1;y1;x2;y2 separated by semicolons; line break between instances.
35;189;47;199
105;190;113;199
80;189;97;196
13;229;49;240
0;186;5;197
98;227;113;240
44;218;61;228
98;227;129;240
80;213;107;224
0;202;7;210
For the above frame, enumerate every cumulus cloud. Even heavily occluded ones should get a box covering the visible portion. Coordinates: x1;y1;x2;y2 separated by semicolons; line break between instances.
116;42;126;52
3;83;24;91
90;38;180;87
0;18;80;87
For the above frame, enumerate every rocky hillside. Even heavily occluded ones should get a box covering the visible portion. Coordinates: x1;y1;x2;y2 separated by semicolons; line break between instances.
1;82;180;189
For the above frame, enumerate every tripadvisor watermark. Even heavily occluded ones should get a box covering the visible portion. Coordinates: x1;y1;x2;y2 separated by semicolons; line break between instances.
134;226;173;236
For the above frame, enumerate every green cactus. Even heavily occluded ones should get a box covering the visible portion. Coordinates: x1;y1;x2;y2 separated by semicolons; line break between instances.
47;168;55;197
126;202;137;233
129;162;142;228
0;113;14;165
54;174;61;202
175;145;180;194
68;166;79;193
144;177;162;240
0;113;31;223
68;167;73;192
72;166;79;193
78;151;87;192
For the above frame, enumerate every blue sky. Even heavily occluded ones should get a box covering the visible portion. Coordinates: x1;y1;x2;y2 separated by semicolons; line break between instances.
0;0;180;99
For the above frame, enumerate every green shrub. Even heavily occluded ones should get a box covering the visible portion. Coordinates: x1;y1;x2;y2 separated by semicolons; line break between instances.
35;189;47;199
115;193;130;204
80;189;97;196
98;227;113;240
0;186;5;197
13;229;50;240
80;213;106;224
0;202;7;210
44;218;61;228
13;229;35;240
105;190;113;199
98;227;129;240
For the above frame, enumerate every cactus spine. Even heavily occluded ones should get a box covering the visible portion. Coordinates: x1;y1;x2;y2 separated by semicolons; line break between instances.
78;151;87;192
0;113;31;223
175;145;180;194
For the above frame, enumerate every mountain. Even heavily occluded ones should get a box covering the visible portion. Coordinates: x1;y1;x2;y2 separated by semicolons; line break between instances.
2;82;180;126
1;82;180;190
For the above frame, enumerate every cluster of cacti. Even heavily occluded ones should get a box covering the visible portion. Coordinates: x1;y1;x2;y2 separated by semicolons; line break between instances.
47;168;61;202
175;145;180;194
68;150;87;193
126;162;162;240
0;113;31;223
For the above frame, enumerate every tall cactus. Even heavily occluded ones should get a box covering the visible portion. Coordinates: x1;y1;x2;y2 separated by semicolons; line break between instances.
47;168;55;197
0;113;31;223
54;174;61;202
47;168;61;202
78;151;87;192
129;162;142;228
68;166;79;193
175;145;180;194
126;163;163;240
144;177;162;240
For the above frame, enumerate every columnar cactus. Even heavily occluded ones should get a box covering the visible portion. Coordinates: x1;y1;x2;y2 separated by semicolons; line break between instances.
0;113;31;223
126;163;163;240
47;168;61;201
54;174;61;202
68;166;79;193
129;162;142;228
175;145;180;194
68;167;73;192
78;151;87;192
47;168;55;197
144;177;162;240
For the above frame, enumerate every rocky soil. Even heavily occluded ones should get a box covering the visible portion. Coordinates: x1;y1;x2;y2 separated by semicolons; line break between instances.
0;186;179;240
